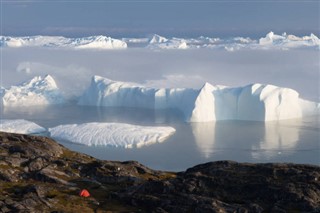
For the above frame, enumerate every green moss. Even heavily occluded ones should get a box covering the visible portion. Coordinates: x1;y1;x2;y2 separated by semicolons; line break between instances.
0;164;11;170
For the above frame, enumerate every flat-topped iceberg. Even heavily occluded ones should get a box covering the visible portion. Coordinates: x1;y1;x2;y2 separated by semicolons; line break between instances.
0;119;46;134
78;76;319;122
1;75;64;107
49;122;176;148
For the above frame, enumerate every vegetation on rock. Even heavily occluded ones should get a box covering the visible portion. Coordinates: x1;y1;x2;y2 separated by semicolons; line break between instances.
0;132;319;212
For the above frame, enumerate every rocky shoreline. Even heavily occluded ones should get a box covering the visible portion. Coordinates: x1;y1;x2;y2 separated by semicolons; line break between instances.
0;132;319;212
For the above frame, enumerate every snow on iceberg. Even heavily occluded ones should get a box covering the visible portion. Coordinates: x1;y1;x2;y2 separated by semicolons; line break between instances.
72;35;127;49
1;75;64;107
78;76;319;122
0;35;127;49
49;122;176;148
147;34;188;49
0;119;46;134
149;34;168;44
259;32;320;49
1;33;318;50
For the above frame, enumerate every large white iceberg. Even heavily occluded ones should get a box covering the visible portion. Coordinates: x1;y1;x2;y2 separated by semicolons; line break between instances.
78;76;319;122
0;119;46;134
1;75;64;107
49;122;176;148
0;35;127;49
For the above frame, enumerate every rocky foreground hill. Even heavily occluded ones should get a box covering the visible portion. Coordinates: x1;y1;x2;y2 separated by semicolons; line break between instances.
0;132;319;213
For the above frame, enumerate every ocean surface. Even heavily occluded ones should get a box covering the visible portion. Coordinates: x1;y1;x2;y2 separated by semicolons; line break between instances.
2;105;319;171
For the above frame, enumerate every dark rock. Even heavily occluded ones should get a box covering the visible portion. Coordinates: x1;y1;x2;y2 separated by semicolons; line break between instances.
119;161;320;212
0;132;319;212
28;157;48;172
0;168;20;182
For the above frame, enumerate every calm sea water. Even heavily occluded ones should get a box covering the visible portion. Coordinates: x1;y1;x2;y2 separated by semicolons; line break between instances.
2;105;319;171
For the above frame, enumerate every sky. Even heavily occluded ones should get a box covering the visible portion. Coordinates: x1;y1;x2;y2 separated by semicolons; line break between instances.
1;0;319;37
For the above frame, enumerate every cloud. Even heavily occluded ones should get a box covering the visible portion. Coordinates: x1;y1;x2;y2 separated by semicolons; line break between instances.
144;74;205;89
14;61;92;99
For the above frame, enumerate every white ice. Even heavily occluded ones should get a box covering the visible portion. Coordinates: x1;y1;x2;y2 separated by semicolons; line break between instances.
49;122;176;148
0;119;46;134
259;32;320;49
1;32;318;50
147;34;189;49
79;76;319;122
0;35;127;49
1;75;64;107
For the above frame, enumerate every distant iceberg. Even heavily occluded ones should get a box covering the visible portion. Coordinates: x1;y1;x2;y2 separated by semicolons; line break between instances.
0;119;46;134
1;32;318;50
148;32;319;50
259;32;320;49
1;75;64;107
78;76;319;122
147;34;189;49
0;35;127;49
49;122;176;148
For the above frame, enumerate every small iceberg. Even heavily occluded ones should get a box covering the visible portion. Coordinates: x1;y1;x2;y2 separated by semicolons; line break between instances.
49;122;176;148
0;119;46;134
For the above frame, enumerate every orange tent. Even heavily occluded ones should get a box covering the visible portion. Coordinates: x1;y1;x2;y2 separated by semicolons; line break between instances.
79;189;90;197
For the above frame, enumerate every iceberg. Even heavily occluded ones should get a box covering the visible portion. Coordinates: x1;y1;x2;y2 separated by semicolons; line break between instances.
49;122;176;148
0;35;127;49
149;34;168;44
79;76;319;122
0;119;46;134
78;76;156;108
1;32;318;50
1;75;64;107
147;35;188;49
145;32;319;50
72;35;127;49
259;32;320;49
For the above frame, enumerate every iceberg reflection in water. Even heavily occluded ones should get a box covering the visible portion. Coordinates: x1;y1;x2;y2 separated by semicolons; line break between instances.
1;105;319;171
191;119;306;161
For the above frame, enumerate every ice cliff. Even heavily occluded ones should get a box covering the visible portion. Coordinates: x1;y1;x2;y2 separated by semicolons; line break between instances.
2;75;317;122
78;76;319;122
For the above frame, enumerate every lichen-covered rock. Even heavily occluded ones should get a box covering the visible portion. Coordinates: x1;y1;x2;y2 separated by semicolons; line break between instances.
119;161;320;212
0;132;319;212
